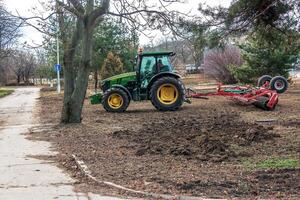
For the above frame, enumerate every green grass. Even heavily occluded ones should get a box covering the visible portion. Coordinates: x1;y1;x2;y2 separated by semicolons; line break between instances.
0;89;13;98
243;157;300;170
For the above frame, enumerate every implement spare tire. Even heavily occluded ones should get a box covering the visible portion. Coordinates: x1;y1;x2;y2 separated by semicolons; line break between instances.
253;96;277;111
150;76;185;111
258;75;272;87
269;76;288;94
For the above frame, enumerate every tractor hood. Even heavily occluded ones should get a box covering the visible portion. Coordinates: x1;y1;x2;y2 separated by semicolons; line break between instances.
102;72;136;82
101;71;137;91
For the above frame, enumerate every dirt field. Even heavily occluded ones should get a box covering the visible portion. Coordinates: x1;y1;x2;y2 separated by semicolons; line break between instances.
32;80;300;199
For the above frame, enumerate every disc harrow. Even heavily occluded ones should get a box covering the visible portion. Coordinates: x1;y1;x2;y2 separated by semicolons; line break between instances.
186;75;288;111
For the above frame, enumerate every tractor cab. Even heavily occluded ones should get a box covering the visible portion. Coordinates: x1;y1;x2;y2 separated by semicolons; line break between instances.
137;51;174;76
136;51;175;96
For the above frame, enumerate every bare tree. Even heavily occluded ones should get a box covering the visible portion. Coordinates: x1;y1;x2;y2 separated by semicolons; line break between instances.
0;56;15;85
8;51;37;85
0;3;22;58
202;45;243;84
23;53;36;84
0;1;22;85
34;48;54;85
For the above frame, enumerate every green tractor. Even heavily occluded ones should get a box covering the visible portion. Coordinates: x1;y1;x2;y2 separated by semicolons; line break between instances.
90;51;186;112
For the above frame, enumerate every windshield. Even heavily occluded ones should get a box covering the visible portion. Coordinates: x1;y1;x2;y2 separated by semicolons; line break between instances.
140;55;173;76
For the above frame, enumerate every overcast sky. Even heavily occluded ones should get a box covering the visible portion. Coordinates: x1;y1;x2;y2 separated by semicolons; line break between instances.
4;0;232;46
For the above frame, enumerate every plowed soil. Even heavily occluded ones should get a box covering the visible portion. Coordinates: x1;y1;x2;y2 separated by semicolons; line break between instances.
31;82;300;199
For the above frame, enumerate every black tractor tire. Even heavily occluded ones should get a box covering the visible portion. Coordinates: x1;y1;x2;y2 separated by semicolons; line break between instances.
150;76;185;111
252;96;278;111
102;88;130;112
269;76;288;94
257;75;272;87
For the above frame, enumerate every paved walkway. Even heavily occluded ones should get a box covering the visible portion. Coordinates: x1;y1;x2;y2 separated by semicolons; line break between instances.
0;88;123;200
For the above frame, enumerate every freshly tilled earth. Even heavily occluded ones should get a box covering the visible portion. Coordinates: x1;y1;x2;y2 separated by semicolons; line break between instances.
112;113;278;162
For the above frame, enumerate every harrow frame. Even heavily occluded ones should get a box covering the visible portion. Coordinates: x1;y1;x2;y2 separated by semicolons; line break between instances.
186;82;280;110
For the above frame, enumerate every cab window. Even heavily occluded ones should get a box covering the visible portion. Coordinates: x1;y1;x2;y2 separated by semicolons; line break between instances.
155;55;173;72
140;56;155;76
140;55;173;76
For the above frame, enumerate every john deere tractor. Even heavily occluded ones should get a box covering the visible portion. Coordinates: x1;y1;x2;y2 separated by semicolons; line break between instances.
90;51;186;112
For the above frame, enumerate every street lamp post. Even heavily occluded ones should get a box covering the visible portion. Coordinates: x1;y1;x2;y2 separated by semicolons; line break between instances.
56;33;61;93
56;10;61;94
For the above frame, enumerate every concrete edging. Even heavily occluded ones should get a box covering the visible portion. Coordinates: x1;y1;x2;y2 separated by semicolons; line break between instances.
72;154;223;200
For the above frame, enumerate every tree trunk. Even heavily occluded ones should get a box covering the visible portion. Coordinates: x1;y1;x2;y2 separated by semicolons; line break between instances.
69;67;90;122
61;67;89;123
61;20;93;123
60;15;84;123
17;75;20;85
61;63;75;123
61;68;90;123
58;0;108;123
94;70;98;93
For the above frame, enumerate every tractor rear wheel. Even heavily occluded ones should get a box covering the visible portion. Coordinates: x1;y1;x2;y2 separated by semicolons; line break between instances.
150;76;185;111
102;88;130;112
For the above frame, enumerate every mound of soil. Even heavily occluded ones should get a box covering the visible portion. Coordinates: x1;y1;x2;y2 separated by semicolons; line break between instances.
113;113;279;162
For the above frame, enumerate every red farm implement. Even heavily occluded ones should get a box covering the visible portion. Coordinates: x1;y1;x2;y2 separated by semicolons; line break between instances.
186;75;288;111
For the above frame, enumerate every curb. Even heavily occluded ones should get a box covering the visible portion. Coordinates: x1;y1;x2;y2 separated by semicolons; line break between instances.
72;154;224;200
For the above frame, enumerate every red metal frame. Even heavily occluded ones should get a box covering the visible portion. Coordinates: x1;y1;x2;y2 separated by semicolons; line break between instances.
186;82;279;110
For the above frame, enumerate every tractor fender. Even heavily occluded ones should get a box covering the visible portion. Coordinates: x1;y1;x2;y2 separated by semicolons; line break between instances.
111;84;132;100
147;72;181;91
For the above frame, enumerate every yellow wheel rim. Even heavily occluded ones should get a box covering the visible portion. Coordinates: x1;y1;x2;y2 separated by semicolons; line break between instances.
108;93;123;109
157;83;179;105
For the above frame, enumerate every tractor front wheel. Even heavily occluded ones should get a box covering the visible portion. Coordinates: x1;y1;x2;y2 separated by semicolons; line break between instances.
150;77;185;111
102;88;130;112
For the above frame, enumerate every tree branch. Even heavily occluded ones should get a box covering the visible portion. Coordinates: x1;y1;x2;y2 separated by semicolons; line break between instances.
89;0;110;25
56;0;84;18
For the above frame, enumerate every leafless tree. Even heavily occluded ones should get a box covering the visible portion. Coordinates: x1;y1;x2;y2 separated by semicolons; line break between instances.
0;3;22;58
8;51;37;85
34;48;56;85
145;37;194;66
202;45;243;84
0;1;22;85
0;57;14;85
